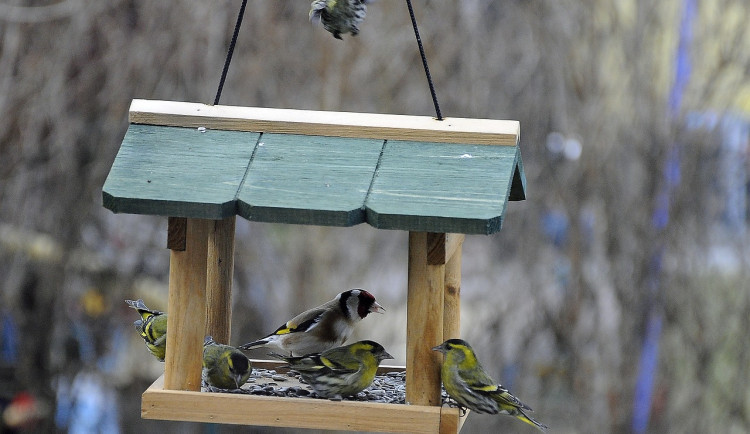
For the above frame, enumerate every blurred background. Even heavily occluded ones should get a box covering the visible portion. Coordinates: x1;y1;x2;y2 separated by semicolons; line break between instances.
1;0;749;433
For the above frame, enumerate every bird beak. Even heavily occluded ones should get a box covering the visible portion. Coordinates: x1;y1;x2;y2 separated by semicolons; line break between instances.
431;345;445;353
370;301;386;314
383;351;394;360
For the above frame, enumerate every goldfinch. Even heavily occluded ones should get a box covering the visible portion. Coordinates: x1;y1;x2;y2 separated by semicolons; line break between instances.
309;0;373;40
274;340;392;400
239;289;384;356
202;336;253;390
126;299;168;362
432;339;548;432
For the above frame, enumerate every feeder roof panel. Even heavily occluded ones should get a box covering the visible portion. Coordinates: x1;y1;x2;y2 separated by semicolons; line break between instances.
102;100;526;235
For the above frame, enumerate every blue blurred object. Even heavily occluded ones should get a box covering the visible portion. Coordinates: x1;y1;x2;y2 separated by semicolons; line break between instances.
632;0;695;432
1;311;19;365
72;322;97;365
56;371;121;434
541;209;569;248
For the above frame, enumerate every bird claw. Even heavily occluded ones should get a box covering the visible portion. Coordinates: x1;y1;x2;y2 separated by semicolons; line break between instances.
445;398;467;416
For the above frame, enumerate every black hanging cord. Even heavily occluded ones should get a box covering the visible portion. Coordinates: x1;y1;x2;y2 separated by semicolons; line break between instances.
405;0;443;120
214;0;248;105
214;0;441;119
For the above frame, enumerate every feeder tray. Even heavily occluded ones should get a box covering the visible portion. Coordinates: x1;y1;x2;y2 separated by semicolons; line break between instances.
102;99;526;433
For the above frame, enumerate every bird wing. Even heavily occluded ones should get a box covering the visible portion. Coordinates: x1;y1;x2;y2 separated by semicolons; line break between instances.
271;306;326;336
491;384;533;411
280;353;329;373
317;346;361;373
458;364;498;393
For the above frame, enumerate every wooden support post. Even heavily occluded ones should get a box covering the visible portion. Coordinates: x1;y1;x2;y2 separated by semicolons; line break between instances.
167;217;187;251
443;234;464;341
407;232;444;406
164;218;210;391
205;217;236;344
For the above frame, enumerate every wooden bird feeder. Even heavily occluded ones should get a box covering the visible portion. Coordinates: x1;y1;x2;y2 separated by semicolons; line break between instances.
102;99;526;433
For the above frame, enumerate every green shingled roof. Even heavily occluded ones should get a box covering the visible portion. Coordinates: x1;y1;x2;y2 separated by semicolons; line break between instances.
102;100;526;235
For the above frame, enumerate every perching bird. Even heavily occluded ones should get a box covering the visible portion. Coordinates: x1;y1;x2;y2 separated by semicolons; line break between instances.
432;339;548;432
239;289;384;356
309;0;373;40
273;340;392;400
202;336;253;390
126;299;168;362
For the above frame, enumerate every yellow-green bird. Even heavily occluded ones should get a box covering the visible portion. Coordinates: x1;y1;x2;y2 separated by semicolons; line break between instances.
126;299;167;362
202;336;253;390
274;340;392;400
432;339;548;432
309;0;373;40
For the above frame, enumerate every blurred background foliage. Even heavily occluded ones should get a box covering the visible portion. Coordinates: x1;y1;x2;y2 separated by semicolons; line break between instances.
0;0;749;433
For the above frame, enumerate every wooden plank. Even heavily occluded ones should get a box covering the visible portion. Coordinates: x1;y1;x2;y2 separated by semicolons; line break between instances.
102;124;257;219
443;237;463;342
142;375;447;433
427;233;465;265
427;233;447;265
205;217;235;344
406;232;444;407
129;99;520;146
366;141;518;234
164;218;210;391
167;217;186;251
439;407;469;434
237;133;383;226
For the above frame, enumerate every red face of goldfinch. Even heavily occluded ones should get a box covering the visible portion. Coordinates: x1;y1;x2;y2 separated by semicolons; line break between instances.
239;289;385;356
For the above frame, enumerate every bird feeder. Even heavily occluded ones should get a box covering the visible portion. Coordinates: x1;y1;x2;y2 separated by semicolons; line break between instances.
102;99;526;433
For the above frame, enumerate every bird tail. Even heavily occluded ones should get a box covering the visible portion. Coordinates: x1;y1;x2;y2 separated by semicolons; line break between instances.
515;407;549;432
126;299;162;321
238;338;268;351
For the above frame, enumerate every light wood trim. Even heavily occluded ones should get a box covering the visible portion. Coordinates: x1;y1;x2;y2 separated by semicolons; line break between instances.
129;99;519;146
440;407;469;434
407;232;444;407
164;218;210;391
444;234;465;267
205;217;235;344
142;375;462;433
